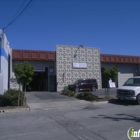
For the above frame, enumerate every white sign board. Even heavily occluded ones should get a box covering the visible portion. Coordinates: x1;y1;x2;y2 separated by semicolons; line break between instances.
109;82;116;88
73;62;87;69
10;78;19;90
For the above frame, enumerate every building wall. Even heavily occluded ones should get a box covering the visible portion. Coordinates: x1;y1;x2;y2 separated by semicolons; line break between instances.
117;64;134;87
0;29;11;94
12;60;56;73
56;45;101;92
101;63;139;87
101;63;117;69
11;49;140;92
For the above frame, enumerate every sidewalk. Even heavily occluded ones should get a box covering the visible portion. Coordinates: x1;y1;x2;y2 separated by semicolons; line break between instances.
0;106;30;114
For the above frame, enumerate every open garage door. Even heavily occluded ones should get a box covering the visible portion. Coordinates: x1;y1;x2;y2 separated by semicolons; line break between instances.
27;68;48;91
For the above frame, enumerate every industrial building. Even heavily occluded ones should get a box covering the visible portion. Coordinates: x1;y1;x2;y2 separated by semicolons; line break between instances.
1;29;140;93
12;47;140;92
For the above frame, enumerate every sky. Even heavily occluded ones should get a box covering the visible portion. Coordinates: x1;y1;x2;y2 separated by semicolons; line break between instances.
0;0;140;56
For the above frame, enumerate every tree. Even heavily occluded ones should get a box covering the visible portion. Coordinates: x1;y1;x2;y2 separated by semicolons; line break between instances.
13;61;34;91
101;67;118;94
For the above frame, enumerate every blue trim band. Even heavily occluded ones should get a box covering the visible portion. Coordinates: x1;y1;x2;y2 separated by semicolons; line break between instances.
0;47;8;61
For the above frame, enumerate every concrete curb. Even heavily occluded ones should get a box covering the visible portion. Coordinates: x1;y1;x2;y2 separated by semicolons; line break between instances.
28;101;109;111
0;100;111;113
29;104;95;111
0;107;30;113
27;100;110;111
93;101;108;104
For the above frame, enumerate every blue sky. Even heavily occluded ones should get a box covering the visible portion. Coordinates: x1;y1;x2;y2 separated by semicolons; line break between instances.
0;0;140;56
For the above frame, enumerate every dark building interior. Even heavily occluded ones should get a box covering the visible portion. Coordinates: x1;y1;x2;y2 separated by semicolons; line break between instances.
27;68;48;91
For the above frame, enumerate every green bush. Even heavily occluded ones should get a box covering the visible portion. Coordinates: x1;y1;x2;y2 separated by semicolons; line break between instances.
0;95;10;106
0;89;24;106
76;92;98;101
62;86;75;97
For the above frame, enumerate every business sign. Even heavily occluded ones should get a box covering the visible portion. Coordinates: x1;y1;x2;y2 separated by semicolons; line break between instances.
34;66;45;72
10;78;19;90
109;79;116;88
73;62;87;69
10;78;17;83
49;66;54;73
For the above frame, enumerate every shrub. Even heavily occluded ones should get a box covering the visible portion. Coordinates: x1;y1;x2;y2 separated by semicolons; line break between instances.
76;92;98;101
0;95;10;106
62;86;75;97
0;89;24;106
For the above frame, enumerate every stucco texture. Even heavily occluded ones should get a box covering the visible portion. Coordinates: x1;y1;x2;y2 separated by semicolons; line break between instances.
56;45;101;92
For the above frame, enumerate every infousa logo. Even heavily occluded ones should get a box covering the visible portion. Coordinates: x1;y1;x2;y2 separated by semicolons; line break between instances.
127;127;140;140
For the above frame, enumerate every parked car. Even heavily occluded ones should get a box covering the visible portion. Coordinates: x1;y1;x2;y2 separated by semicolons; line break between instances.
68;79;98;92
116;76;140;104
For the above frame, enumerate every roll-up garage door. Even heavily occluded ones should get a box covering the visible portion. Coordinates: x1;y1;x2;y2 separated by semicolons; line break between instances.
118;64;134;87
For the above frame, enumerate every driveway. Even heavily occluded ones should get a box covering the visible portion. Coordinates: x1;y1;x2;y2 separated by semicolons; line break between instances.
25;89;117;111
25;91;92;110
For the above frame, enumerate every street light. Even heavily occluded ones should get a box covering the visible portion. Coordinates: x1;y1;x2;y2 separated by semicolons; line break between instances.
74;45;83;58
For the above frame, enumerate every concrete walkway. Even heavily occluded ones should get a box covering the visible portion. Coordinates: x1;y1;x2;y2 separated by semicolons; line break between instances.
25;92;93;110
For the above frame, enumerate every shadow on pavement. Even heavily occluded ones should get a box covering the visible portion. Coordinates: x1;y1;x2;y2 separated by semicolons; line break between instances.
92;113;140;123
108;99;137;106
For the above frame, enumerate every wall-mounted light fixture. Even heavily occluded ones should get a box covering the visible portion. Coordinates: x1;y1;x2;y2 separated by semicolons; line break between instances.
74;45;84;58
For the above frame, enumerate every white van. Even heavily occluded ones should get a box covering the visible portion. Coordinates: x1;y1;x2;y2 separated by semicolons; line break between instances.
116;76;140;105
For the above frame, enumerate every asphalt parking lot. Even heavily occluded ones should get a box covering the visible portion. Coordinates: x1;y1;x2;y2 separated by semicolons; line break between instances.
1;88;140;140
94;88;116;97
25;88;117;110
26;88;116;102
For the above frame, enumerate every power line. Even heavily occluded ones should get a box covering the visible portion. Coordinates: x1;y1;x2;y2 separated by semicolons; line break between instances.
3;0;35;30
10;0;28;22
3;0;33;29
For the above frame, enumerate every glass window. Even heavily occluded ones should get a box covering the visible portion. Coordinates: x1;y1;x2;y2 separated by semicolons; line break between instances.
87;80;91;83
91;79;96;83
123;78;140;86
74;80;80;84
81;80;87;84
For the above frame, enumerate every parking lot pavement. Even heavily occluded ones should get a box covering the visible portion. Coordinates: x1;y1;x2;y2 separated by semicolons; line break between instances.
94;88;117;98
95;88;116;94
25;89;117;111
25;91;93;110
25;91;80;103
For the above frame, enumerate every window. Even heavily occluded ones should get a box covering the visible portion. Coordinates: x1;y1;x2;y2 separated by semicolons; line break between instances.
81;80;87;84
123;78;140;86
87;80;91;83
91;79;96;83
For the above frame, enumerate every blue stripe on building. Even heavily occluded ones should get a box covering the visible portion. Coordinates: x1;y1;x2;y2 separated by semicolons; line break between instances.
0;47;8;61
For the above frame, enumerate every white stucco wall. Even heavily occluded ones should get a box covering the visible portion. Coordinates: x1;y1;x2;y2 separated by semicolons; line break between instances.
101;63;137;88
117;64;134;87
0;29;11;94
